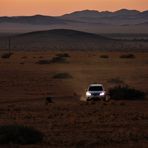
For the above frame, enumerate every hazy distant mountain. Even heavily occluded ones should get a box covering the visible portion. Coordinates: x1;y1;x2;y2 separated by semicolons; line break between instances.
62;10;102;18
0;9;147;25
61;9;148;24
0;9;148;33
114;9;140;16
0;15;67;25
139;10;148;19
62;9;141;18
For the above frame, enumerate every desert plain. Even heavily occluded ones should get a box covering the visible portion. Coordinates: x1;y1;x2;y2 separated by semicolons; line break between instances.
0;50;148;147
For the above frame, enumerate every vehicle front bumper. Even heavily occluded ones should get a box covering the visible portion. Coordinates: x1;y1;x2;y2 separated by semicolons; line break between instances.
86;95;105;100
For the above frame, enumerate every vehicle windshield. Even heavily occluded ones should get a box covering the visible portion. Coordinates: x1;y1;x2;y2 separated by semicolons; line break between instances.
88;86;103;91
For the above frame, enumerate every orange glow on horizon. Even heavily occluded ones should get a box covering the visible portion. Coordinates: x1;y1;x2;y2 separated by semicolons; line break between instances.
0;0;148;16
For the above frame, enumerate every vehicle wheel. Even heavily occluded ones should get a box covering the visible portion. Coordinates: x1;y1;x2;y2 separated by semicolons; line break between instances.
104;95;110;102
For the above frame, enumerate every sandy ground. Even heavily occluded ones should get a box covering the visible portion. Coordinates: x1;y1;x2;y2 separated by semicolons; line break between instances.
0;50;148;147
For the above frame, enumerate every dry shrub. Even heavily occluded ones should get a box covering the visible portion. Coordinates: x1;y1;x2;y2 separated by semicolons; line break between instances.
50;56;68;63
36;60;50;64
109;85;145;100
21;56;27;59
36;53;69;64
38;56;43;59
1;53;13;59
45;96;53;105
36;57;68;64
120;54;135;59
50;53;70;63
0;125;43;145
20;62;25;65
56;53;70;58
100;55;109;58
53;73;73;79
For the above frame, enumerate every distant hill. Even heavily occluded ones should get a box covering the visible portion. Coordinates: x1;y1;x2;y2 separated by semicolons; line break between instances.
19;29;109;40
10;29;114;50
0;29;147;51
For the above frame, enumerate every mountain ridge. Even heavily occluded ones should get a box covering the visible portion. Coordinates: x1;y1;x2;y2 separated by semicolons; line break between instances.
0;9;147;25
0;9;147;22
62;9;146;17
0;9;147;34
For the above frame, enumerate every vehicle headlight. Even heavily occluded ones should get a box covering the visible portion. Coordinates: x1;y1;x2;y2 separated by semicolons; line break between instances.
86;91;91;96
100;92;105;96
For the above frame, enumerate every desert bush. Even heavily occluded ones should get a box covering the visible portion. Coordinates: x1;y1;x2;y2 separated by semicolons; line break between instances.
1;52;13;59
21;56;27;59
36;59;50;64
20;62;25;65
56;53;70;58
100;55;109;58
53;73;73;79
36;58;67;64
38;56;43;59
0;125;43;145
50;53;70;63
50;56;68;63
120;54;135;59
45;96;53;105
109;85;145;100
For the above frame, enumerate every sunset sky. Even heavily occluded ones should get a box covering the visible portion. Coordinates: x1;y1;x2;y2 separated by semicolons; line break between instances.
0;0;148;16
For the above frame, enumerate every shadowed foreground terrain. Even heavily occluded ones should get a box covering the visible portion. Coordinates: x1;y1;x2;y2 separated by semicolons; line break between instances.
0;51;148;147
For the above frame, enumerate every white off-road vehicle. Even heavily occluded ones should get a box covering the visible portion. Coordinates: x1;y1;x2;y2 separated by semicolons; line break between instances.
85;84;110;101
